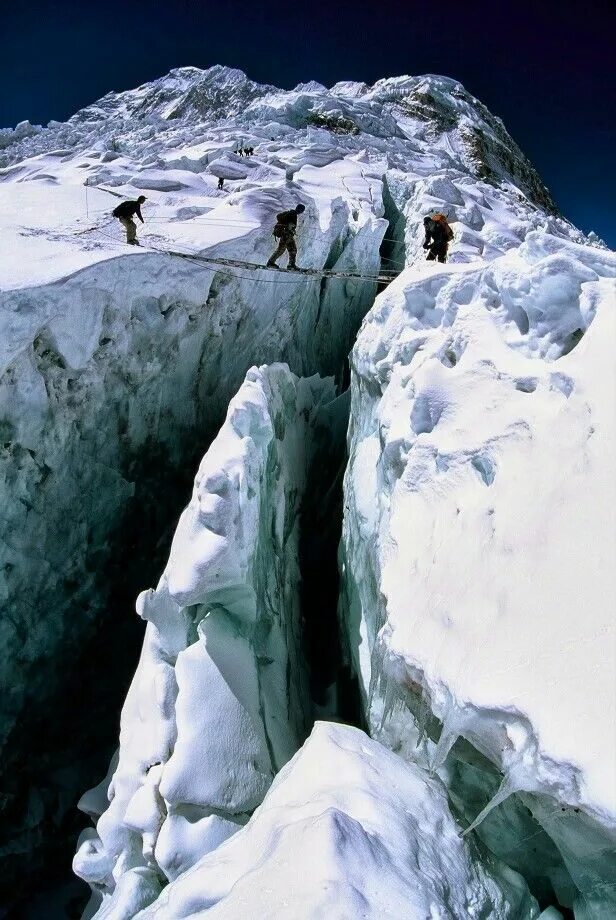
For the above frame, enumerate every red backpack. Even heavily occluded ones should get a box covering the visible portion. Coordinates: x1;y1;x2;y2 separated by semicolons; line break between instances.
432;213;454;241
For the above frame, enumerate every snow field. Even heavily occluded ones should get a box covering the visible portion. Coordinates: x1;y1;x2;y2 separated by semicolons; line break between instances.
136;722;539;920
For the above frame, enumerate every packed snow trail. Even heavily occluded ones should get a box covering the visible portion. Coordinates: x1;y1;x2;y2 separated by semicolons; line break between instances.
0;64;613;917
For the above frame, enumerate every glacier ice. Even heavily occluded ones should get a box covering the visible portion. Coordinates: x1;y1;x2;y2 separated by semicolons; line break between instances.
0;62;614;916
341;225;616;912
73;363;339;914
0;85;386;886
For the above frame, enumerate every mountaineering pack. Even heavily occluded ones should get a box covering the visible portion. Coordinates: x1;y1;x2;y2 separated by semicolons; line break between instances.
431;213;454;241
273;210;296;238
112;199;145;219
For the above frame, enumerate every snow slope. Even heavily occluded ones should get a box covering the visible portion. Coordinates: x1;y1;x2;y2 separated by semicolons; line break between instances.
136;722;539;920
0;64;613;917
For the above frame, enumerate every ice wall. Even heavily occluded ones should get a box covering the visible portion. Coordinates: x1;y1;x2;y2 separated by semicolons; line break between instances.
0;183;383;887
73;364;338;916
340;231;616;915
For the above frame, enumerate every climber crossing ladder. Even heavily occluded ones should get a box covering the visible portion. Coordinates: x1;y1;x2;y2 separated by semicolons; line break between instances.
166;251;398;285
77;183;399;285
75;226;398;285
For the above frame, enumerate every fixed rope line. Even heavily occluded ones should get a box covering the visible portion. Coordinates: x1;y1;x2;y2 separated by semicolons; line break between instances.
77;215;408;251
145;238;334;287
78;220;399;285
83;186;410;243
85;224;316;286
77;222;399;285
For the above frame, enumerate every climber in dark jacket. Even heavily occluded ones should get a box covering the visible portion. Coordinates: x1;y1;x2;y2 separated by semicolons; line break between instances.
422;213;454;263
267;204;305;269
112;196;147;245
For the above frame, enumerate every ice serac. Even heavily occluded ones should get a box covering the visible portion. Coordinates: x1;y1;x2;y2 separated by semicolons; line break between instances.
73;363;337;916
0;76;385;881
341;229;616;915
137;722;539;920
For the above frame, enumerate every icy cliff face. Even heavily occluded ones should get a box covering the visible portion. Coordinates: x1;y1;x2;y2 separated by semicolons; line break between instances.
74;365;336;915
0;71;386;889
1;64;613;917
342;231;616;914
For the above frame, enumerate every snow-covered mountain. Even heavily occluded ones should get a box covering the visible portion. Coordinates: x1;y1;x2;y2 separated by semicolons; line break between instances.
1;65;614;918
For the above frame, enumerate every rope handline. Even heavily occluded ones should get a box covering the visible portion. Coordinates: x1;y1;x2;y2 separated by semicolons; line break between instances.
73;217;407;251
158;248;397;284
78;223;399;285
80;185;410;245
75;182;404;284
86;223;391;287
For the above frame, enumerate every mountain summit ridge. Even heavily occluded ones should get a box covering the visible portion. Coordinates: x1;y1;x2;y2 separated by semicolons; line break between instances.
2;65;559;214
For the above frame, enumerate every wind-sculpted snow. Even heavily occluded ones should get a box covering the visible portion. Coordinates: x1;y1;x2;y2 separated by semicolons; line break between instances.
135;722;539;920
73;364;337;916
341;233;616;915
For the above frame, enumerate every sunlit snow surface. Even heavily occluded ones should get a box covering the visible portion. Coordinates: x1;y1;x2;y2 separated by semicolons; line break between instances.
343;237;616;913
1;65;615;917
137;722;538;920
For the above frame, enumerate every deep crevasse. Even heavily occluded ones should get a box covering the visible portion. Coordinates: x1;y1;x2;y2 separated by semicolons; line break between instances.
74;359;542;919
0;152;384;897
74;365;336;914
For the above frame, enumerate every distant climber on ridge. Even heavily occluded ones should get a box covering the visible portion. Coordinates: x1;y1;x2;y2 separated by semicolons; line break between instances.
422;213;454;263
267;204;306;270
112;196;147;245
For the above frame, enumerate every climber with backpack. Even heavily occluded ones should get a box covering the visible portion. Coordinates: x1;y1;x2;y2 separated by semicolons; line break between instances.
112;195;147;245
422;212;454;263
267;204;306;270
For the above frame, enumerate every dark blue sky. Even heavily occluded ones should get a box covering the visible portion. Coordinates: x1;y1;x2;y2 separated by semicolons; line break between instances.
3;0;614;245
